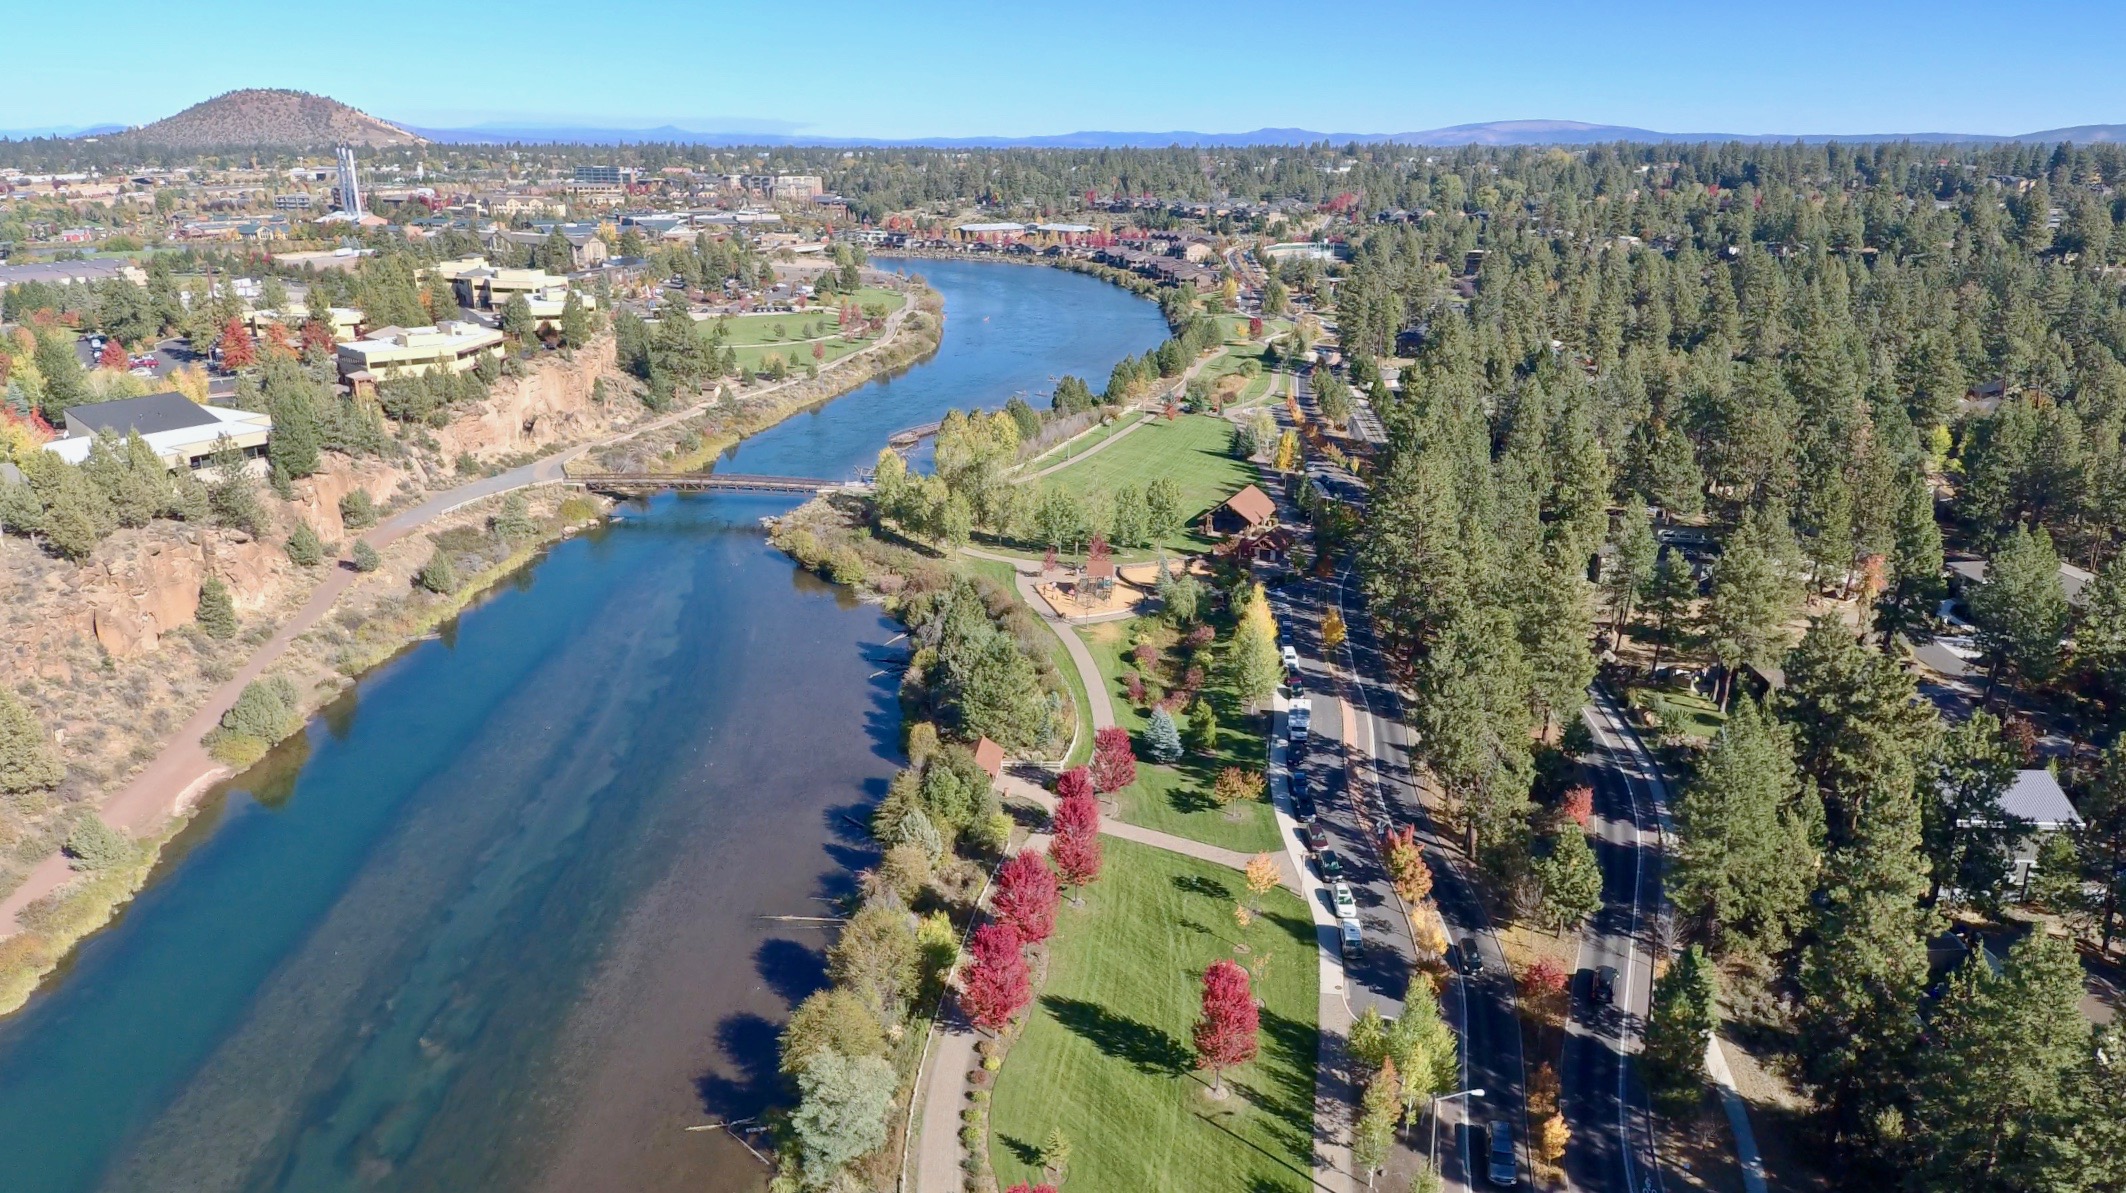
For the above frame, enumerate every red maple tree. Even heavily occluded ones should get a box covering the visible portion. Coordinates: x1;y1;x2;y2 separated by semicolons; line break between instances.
299;319;337;355
217;318;256;369
1560;785;1594;828
1192;959;1259;1095
96;338;128;370
1090;726;1136;793
960;921;1030;1031
1049;775;1103;889
1054;766;1093;804
992;850;1059;943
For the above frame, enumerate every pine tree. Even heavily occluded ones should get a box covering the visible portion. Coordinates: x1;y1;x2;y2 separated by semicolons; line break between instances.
417;548;460;594
1922;711;2021;910
1707;513;1798;706
2074;552;2126;715
1672;697;1813;956
266;383;321;479
1970;523;2068;700
1907;933;2090;1193
1517;559;1596;734
1876;467;1944;645
1644;945;1719;1113
350;541;381;573
1412;601;1533;858
1531;826;1603;930
1606;500;1658;646
1143;706;1183;764
492;491;536;545
0;686;64;794
196;576;238;638
284;522;324;567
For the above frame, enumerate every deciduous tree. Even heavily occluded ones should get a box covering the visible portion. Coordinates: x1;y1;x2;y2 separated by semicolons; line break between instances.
992;850;1059;944
1193;959;1259;1095
959;921;1029;1031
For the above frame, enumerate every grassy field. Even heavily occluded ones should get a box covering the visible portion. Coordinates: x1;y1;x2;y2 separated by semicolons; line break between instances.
715;287;905;374
1077;616;1280;854
1018;411;1146;474
1034;413;1257;556
988;837;1318;1192
1630;685;1727;741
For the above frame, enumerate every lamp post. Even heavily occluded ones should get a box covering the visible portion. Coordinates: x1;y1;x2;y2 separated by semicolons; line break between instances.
1429;1087;1485;1181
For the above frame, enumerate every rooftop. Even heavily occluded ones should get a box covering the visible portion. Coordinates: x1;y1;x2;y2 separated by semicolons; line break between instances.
63;391;218;437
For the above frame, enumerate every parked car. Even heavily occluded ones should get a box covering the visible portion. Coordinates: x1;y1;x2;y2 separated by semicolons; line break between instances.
1294;825;1320;857
1339;916;1363;958
1592;965;1618;1005
1316;848;1345;880
1458;938;1485;975
1331;881;1357;919
1487;1121;1517;1186
1282;644;1300;671
1293;795;1317;821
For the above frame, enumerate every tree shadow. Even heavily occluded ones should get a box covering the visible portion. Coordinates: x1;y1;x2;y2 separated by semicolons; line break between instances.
753;936;829;1006
1173;873;1230;900
1042;995;1190;1075
694;1012;784;1120
997;1132;1042;1167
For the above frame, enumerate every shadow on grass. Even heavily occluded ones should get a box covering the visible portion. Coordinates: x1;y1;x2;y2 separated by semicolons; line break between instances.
997;1133;1043;1167
1173;873;1231;899
1043;994;1190;1075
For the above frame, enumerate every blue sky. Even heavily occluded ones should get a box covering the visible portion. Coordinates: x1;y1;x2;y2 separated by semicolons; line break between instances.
10;0;2123;138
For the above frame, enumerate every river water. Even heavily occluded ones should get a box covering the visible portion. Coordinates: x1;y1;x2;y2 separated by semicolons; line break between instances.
0;259;1166;1193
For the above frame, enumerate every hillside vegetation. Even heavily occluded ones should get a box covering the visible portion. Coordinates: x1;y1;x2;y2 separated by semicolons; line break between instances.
118;89;422;149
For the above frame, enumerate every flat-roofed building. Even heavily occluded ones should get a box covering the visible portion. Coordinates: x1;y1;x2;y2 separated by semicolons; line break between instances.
337;321;506;386
245;306;366;341
44;391;272;473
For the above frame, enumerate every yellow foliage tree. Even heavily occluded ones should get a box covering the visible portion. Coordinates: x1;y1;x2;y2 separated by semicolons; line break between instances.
1243;851;1281;910
1273;429;1301;472
1322;608;1346;653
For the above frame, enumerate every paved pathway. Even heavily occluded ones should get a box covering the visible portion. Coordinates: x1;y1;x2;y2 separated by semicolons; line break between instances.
1016;412;1149;481
1;304;921;936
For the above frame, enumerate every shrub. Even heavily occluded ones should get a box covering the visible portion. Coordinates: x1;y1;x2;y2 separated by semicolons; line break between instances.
416;548;460;594
339;489;378;529
222;675;300;742
557;494;600;523
196;577;238;639
284;522;324;567
350;541;382;572
63;815;133;871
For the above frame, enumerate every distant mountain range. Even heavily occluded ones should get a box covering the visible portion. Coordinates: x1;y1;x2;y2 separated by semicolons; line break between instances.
10;95;2124;149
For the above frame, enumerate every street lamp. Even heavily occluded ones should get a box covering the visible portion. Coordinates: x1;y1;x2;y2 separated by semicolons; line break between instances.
1429;1087;1486;1178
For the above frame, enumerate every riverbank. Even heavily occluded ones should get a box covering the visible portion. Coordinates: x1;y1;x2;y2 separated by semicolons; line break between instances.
0;282;943;1018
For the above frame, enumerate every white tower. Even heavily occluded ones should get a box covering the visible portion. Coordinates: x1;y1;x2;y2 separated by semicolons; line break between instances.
334;146;363;219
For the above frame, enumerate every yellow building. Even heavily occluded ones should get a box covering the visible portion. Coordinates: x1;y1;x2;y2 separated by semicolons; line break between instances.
336;320;505;386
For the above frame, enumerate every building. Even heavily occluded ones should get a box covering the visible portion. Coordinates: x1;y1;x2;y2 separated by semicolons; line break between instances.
1959;769;2085;894
0;258;147;297
43;391;272;473
572;165;637;187
1207;484;1278;537
245;306;366;341
336;321;506;386
273;192;314;210
771;174;824;202
1946;557;2096;610
484;224;610;270
433;260;591;328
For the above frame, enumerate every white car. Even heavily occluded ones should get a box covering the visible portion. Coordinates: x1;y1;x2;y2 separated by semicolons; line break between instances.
1331;881;1357;919
1281;644;1301;671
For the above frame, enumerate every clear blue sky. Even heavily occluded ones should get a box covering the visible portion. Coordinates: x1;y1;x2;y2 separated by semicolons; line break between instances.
11;0;2123;138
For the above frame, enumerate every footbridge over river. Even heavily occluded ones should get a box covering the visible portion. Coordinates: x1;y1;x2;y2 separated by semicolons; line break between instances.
570;472;871;496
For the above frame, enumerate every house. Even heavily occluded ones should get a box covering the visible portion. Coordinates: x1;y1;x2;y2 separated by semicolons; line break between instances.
972;737;1006;781
1206;484;1277;537
1968;769;2085;894
336;321;506;386
1945;558;2095;610
43;391;272;474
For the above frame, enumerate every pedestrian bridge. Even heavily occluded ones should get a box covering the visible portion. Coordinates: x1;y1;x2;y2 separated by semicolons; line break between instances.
571;472;866;496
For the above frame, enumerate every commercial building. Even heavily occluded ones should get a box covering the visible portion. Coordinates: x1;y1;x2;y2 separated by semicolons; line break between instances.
245;306;366;341
0;259;148;296
336;321;506;386
572;165;637;187
43;391;272;474
273;192;315;210
431;259;593;328
484;224;610;269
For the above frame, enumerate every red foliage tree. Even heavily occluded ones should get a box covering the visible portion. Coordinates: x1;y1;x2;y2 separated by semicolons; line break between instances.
262;323;297;359
1519;957;1569;1001
1248;316;1264;338
992;850;1059;943
1054;766;1092;804
299;319;337;355
811;339;826;361
1560;785;1594;829
217;318;256;369
1050;781;1103;890
1090;726;1136;793
1132;642;1160;670
1192;959;1260;1095
960;921;1030;1031
96;338;128;370
1124;673;1147;706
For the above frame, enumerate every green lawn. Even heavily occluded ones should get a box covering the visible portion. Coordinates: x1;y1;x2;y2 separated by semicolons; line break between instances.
1033;413;1257;555
715;288;904;374
988;837;1318;1192
1630;685;1727;741
1076;617;1279;854
1017;411;1145;474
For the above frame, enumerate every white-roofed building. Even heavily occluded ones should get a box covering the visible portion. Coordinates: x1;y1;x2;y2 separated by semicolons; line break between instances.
336;321;505;386
43;392;272;474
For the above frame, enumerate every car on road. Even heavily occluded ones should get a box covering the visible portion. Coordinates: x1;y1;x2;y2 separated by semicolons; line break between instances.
1592;964;1618;1005
1293;794;1317;821
1486;1121;1517;1186
1330;881;1357;919
1338;916;1363;958
1294;825;1320;857
1315;848;1345;880
1281;644;1300;671
1457;938;1485;975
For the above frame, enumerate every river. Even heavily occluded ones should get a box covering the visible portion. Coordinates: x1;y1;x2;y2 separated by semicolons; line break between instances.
0;258;1168;1193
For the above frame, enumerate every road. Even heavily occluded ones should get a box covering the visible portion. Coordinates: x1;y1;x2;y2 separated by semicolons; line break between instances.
1559;688;1672;1193
1264;371;1528;1192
